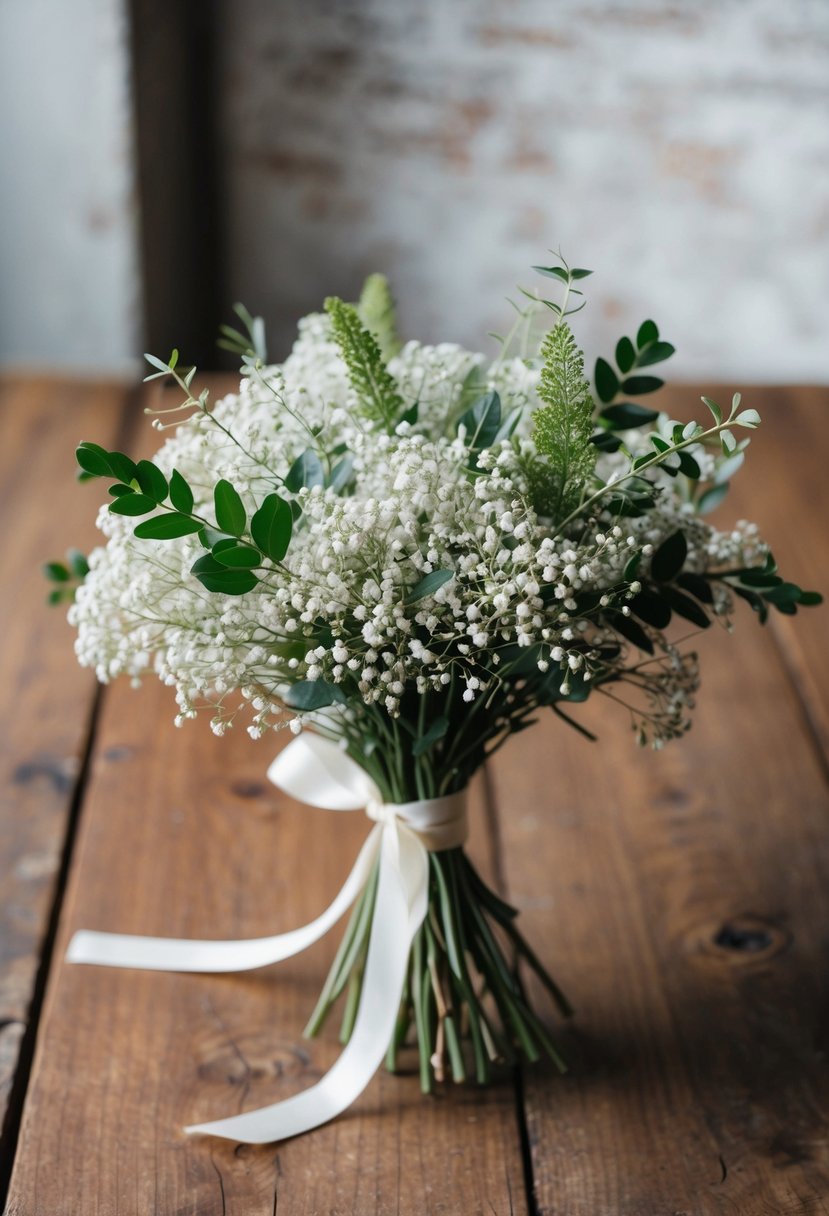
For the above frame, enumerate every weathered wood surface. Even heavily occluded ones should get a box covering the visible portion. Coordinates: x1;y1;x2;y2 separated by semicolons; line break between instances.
0;377;130;1190
2;381;828;1214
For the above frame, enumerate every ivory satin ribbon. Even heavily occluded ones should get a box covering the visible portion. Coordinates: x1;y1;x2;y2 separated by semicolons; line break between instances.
66;732;468;1144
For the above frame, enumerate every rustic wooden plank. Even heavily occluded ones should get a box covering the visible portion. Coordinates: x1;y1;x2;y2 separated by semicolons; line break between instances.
6;676;528;1214
0;377;129;1180
723;386;829;765
489;386;829;1213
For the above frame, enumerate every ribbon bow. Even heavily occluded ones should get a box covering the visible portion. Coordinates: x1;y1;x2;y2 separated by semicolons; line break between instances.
67;733;468;1144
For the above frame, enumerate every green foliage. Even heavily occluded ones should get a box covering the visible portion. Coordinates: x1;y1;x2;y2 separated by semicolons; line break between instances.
405;569;454;603
43;548;89;605
530;321;597;522
251;494;293;563
325;296;404;431
458;391;502;467
356;273;401;362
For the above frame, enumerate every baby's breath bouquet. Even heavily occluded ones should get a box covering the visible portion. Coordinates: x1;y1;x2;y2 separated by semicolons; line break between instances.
53;257;819;1121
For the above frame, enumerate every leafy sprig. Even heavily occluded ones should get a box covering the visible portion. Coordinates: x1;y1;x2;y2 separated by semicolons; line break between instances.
530;321;597;522
325;296;404;431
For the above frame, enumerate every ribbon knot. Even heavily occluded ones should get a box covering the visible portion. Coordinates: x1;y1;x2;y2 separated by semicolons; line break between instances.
66;731;468;1145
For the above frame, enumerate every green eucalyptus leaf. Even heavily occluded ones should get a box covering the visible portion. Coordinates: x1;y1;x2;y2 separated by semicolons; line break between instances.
615;337;636;374
459;392;501;456
621;375;664;396
608;610;653;653
630;591;672;629
285;448;325;493
636;320;659;348
636;341;675;367
702;396;722;425
133;514;202;540
68;549;90;578
697;483;729;515
250;493;293;562
194;565;259;595
676;572;714;603
662;586;711;629
285;679;347;710
590;430;623;452
43;561;70;582
594;357;619;405
135;459;168;503
109;494;157;516
405;569;454;604
600;402;659;429
169;469;194;514
676;451;702;479
328;453;355;493
650;530;687;583
214;479;246;536
211;539;262;569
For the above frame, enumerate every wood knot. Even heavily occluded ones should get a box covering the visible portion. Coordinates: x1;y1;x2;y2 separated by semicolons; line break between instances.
708;915;790;964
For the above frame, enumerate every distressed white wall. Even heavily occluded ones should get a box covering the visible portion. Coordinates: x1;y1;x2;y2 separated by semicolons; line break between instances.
0;0;139;373
218;0;829;382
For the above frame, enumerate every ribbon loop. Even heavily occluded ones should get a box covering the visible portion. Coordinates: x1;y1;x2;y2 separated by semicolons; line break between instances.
66;731;468;1145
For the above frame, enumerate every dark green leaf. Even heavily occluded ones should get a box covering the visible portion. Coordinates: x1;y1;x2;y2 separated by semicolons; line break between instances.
622;375;664;396
250;493;293;562
651;530;687;583
697;483;729;515
600;402;660;429
636;320;659;348
798;590;823;606
623;552;642;581
594;357;619;405
284;679;347;710
43;561;70;582
762;582;806;605
328;454;355;493
570;268;593;280
195;566;259;595
135;460;168;503
676;572;713;603
650;435;670;453
198;526;234;550
133;514;202;539
676;451;702;479
459;392;501;455
615;336;636;374
214;480;246;536
169;469;194;514
108;494;158;516
67;549;90;578
494;406;522;442
412;715;449;757
590;431;623;452
76;444;136;484
662;587;711;628
533;265;569;282
733;585;768;623
211;539;262;569
285;448;325;493
608;611;653;653
405;569;454;604
108;483;134;497
636;341;675;367
630;591;672;629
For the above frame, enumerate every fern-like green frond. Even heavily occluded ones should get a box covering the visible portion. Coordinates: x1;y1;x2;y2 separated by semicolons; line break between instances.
530;321;597;522
325;296;404;431
356;273;401;362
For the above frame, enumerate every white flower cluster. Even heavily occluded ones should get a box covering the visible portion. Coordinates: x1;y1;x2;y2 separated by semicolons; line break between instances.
70;309;767;750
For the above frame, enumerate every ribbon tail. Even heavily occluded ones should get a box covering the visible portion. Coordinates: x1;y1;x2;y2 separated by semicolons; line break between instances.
66;827;382;973
185;824;429;1143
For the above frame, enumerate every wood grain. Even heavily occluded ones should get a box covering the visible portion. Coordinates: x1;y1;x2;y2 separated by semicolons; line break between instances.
490;387;829;1214
5;680;527;1215
0;377;128;1174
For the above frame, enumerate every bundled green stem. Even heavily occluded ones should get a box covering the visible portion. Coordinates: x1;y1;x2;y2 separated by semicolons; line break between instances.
305;847;570;1089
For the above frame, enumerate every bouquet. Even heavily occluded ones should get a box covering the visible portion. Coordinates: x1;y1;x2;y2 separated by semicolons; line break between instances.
50;257;819;1143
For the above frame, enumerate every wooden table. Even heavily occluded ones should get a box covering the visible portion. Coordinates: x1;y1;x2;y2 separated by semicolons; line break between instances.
1;375;827;1215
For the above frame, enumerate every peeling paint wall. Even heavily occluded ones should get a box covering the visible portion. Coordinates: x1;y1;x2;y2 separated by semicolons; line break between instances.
218;0;829;381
